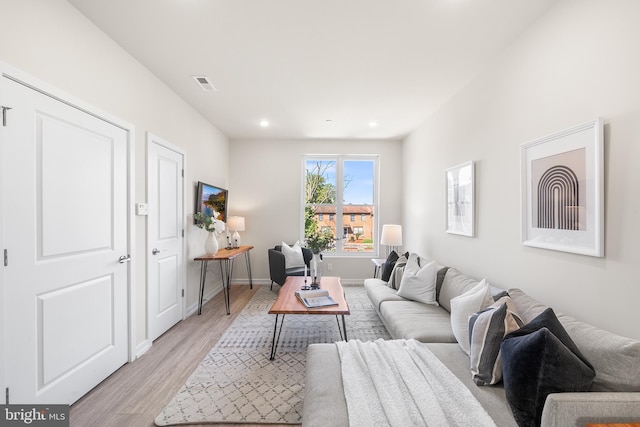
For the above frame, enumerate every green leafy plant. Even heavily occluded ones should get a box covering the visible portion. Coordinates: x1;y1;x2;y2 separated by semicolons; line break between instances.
305;226;336;254
194;211;226;236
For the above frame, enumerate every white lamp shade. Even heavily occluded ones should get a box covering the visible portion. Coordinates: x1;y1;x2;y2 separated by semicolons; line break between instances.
227;216;245;231
380;224;402;246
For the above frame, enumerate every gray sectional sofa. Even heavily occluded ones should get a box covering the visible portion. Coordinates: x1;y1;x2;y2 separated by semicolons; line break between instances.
303;265;640;426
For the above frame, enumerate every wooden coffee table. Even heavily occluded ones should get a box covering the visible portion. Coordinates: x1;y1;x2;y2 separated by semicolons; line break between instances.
268;276;350;360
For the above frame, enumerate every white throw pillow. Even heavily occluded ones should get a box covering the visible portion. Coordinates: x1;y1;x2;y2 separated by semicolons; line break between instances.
395;253;438;305
281;241;305;269
450;279;493;355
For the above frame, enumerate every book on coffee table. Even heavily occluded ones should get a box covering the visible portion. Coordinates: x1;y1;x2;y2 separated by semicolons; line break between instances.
295;289;338;308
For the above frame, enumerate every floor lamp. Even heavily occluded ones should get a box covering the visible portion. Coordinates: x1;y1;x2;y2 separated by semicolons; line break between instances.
380;224;402;256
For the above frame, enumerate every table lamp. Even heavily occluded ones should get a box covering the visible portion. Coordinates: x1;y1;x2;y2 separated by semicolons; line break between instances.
380;224;402;256
227;216;245;248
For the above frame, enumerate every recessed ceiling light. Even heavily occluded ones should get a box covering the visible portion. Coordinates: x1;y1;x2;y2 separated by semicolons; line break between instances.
259;119;270;127
325;119;333;123
369;121;379;128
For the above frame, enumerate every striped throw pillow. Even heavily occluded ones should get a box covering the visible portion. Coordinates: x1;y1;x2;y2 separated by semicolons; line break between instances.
469;295;524;385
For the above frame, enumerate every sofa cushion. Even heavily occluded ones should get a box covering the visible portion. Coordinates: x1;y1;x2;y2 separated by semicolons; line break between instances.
501;308;595;427
555;313;640;392
364;278;407;314
379;301;455;342
380;250;399;282
396;253;438;305
435;266;450;301
469;295;524;385
507;288;640;392
439;267;482;312
281;241;305;269
425;343;519;427
450;279;492;355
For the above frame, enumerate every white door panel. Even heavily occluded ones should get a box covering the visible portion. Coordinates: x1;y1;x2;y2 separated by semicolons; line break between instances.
147;134;184;342
2;76;129;404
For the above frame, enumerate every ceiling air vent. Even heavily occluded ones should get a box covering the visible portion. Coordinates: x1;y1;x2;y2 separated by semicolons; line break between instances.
192;75;217;92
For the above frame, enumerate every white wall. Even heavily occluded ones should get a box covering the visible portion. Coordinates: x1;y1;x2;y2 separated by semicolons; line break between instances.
403;0;640;340
0;0;229;348
229;139;403;284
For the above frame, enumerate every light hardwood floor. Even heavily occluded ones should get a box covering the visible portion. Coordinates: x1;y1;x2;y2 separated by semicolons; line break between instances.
70;284;295;427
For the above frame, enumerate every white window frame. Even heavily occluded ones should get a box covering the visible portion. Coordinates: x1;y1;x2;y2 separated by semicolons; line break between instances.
302;154;380;257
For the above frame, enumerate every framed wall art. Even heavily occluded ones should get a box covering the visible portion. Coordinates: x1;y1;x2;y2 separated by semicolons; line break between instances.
446;160;475;237
520;118;604;257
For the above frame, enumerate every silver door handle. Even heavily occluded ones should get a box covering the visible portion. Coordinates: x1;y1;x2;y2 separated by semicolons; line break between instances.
119;255;131;263
152;248;162;255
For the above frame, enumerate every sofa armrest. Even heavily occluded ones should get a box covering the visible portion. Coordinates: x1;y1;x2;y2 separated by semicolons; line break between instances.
268;248;287;286
541;392;640;427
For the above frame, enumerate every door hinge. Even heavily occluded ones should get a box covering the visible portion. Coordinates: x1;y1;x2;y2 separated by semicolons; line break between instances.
3;249;7;267
6;387;9;404
182;229;184;238
2;106;12;127
181;289;185;297
181;169;184;178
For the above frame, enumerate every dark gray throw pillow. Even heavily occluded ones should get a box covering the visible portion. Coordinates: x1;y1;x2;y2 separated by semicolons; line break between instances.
501;308;595;427
381;250;399;282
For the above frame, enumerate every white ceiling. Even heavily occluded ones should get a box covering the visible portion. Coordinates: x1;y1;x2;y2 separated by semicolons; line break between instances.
67;0;558;140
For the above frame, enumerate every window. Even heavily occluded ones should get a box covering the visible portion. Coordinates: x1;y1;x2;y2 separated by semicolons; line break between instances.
303;155;379;256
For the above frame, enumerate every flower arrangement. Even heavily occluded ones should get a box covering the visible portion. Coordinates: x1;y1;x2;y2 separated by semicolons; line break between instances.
305;227;336;254
194;210;226;236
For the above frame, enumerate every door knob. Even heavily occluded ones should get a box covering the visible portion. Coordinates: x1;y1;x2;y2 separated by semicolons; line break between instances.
152;248;161;255
119;255;131;263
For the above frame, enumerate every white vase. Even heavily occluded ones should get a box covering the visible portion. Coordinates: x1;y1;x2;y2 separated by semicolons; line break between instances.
310;253;323;286
205;232;219;255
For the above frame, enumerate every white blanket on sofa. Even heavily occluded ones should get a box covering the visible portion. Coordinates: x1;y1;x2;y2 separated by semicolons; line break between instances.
335;339;496;427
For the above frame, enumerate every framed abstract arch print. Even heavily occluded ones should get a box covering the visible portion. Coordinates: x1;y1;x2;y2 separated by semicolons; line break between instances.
520;118;604;257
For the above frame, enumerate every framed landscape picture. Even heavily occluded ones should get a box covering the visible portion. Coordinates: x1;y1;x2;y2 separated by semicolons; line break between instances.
446;160;474;237
195;181;228;222
520;118;604;257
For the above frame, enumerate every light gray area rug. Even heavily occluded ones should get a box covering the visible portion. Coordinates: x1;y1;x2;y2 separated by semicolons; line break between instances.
155;285;390;425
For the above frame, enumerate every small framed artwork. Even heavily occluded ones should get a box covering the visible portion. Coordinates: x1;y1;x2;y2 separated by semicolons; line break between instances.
520;118;604;257
446;160;475;237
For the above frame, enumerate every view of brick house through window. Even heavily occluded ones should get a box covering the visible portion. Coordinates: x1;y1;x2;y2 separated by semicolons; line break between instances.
304;156;379;255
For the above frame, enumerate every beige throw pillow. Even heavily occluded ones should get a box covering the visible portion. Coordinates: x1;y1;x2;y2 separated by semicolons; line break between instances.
450;279;492;355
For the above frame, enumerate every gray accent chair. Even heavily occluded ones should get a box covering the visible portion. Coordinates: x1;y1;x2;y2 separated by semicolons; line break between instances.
268;244;313;290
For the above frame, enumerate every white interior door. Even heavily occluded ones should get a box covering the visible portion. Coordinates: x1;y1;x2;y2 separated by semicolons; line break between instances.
1;75;130;404
147;133;184;342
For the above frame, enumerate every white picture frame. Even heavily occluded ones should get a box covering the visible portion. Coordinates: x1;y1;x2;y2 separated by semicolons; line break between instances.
446;160;475;237
520;118;604;257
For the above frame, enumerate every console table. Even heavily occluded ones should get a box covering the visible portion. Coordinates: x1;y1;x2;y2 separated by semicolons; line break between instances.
194;245;253;315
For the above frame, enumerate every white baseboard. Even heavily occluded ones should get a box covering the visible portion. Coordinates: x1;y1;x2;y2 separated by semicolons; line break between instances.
135;339;152;359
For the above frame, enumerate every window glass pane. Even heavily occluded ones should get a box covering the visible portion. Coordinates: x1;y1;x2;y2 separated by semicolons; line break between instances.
343;204;374;252
305;160;336;204
343;159;375;253
305;159;337;253
304;156;376;255
344;160;373;205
